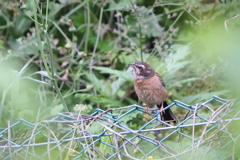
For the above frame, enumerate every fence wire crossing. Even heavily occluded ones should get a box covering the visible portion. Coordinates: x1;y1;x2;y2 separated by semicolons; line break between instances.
0;96;239;160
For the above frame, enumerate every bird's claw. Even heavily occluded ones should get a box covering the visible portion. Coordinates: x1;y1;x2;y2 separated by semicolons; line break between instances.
159;104;165;114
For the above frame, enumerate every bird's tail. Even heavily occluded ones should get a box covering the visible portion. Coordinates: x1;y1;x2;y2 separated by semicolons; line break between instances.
157;101;178;124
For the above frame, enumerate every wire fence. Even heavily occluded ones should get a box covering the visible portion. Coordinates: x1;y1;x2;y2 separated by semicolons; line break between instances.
0;96;239;160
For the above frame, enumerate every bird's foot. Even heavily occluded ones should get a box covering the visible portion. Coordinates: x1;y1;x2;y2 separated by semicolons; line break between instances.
159;103;165;114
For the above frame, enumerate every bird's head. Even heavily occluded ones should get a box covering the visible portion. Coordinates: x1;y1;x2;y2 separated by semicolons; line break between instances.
129;61;155;79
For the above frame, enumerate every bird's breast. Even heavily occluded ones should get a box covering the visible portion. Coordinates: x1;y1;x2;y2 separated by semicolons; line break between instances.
134;75;168;106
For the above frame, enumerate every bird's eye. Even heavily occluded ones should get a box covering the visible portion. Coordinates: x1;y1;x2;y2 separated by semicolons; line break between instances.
137;66;143;70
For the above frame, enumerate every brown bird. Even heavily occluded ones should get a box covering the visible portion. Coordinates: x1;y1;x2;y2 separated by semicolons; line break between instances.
129;61;177;123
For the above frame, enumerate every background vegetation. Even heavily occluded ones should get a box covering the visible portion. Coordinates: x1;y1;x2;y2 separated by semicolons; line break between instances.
0;0;240;159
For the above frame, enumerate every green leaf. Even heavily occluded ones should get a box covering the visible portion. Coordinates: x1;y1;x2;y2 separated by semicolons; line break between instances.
165;44;191;75
111;77;126;96
85;72;107;94
99;136;114;156
25;77;51;85
170;78;201;88
92;66;132;80
8;36;39;56
181;91;228;104
19;53;38;75
28;71;55;79
51;104;64;114
13;14;32;37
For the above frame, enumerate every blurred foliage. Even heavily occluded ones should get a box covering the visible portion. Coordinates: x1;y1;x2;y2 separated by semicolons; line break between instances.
0;0;240;158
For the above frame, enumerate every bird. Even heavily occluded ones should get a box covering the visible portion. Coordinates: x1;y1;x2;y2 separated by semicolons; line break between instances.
129;61;177;124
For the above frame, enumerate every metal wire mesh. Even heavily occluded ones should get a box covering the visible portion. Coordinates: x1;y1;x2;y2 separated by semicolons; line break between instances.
0;96;239;160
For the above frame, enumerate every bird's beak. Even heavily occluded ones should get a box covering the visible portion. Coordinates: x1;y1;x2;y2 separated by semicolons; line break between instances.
129;63;135;67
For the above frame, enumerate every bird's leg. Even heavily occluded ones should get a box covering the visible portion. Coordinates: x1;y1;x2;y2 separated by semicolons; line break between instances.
159;102;165;114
